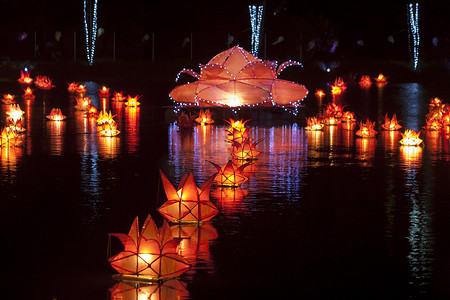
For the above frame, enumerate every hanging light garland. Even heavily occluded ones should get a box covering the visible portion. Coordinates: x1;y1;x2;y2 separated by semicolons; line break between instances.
407;3;419;70
83;0;98;65
249;5;264;57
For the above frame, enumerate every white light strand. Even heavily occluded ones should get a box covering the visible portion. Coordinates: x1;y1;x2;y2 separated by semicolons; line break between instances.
249;5;264;57
84;0;98;65
407;3;420;70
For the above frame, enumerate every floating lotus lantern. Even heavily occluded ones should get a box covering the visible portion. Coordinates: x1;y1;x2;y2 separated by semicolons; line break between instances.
341;111;356;123
375;73;388;86
194;109;214;125
125;95;141;107
315;89;325;99
97;110;116;126
359;75;372;88
46;108;66;121
175;111;196;129
228;127;250;144
86;105;98;117
2;94;16;104
18;71;33;85
67;82;79;93
108;214;190;281
356;119;377;137
399;129;422;146
0;127;23;147
429;97;442;108
34;75;55;90
112;91;126;102
225;118;250;133
98;121;120;137
169;46;308;112
109;280;189;299
75;96;92;110
76;84;87;96
209;160;250;187
22;87;35;99
232;139;261;161
330;77;347;95
99;85;110;97
158;171;218;223
305;117;324;131
381;113;402;131
423;117;442;131
6;104;25;133
324;102;344;118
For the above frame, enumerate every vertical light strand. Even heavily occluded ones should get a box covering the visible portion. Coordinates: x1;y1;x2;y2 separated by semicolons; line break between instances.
407;3;419;70
249;5;264;57
84;0;98;65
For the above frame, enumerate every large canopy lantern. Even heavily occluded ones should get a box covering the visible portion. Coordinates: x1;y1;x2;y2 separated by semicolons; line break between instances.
169;46;308;112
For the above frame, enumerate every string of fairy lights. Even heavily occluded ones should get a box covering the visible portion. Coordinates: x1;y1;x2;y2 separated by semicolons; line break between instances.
249;5;264;57
83;0;98;65
407;3;420;70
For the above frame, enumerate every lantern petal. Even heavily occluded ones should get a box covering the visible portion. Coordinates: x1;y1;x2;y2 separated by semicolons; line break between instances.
160;170;180;201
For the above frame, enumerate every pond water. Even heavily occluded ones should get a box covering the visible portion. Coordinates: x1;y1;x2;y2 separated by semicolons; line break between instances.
1;78;450;299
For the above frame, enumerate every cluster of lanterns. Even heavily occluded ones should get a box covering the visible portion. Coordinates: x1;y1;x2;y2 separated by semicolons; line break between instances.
310;75;424;147
0;104;25;147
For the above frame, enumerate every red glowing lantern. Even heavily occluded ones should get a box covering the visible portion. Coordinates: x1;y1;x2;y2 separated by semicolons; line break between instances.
374;73;388;86
356;119;377;137
169;46;308;110
305;117;324;131
381;113;402;131
67;82;79;93
231;139;261;161
399;129;422;146
75;96;92;111
108;214;190;281
423;117;442;131
315;89;325;99
18;71;33;85
2;94;16;105
158;170;218;223
112;91;126;102
209;160;250;187
22;87;35;99
34;75;55;90
359;75;372;88
341;111;356;123
330;77;347;95
46;108;66;121
125;95;141;107
99;85;110;97
194;109;214;125
76;84;87;96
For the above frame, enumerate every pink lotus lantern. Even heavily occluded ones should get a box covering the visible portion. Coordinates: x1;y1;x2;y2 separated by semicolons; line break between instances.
22;87;35;99
125;95;141;107
34;75;55;90
381;114;402;131
305;117;324;131
46;108;66;121
169;46;308;111
2;94;16;105
232;139;261;161
399;129;422;146
108;214;190;281
209;160;250;187
324;102;344;118
18;71;33;85
158;170;218;224
112;91;126;102
359;75;372;88
356;119;377;137
99;85;110;97
194;109;214;125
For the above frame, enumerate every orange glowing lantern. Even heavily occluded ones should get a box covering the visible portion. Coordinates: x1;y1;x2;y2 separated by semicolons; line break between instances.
67;82;79;93
97;110;116;126
75;96;92;110
112;91;126;102
85;105;98;117
18;71;33;85
0;127;23;147
228;126;250;143
315;89;325;99
76;84;87;96
22;87;35;99
46;108;66;121
194;109;214;125
109;280;189;299
324;102;344;118
330;77;347;95
99;85;110;97
359;75;372;88
381;113;402;131
341;111;356;123
108;214;190;281
305;117;324;131
98;121;120;137
34;75;55;90
2;94;16;105
399;129;422;146
158;170;218;223
232;139;261;160
423;117;442;131
176;111;196;129
6;104;25;133
225;118;250;134
429;97;442;108
375;73;388;86
209;160;250;187
125;95;141;107
356;119;377;137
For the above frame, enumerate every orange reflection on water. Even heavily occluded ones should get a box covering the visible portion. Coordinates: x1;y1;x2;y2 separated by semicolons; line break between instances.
109;280;189;300
46;119;65;156
381;130;401;154
211;187;249;214
124;106;140;154
355;137;376;166
74;111;97;155
400;145;422;167
98;136;120;158
0;146;22;177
